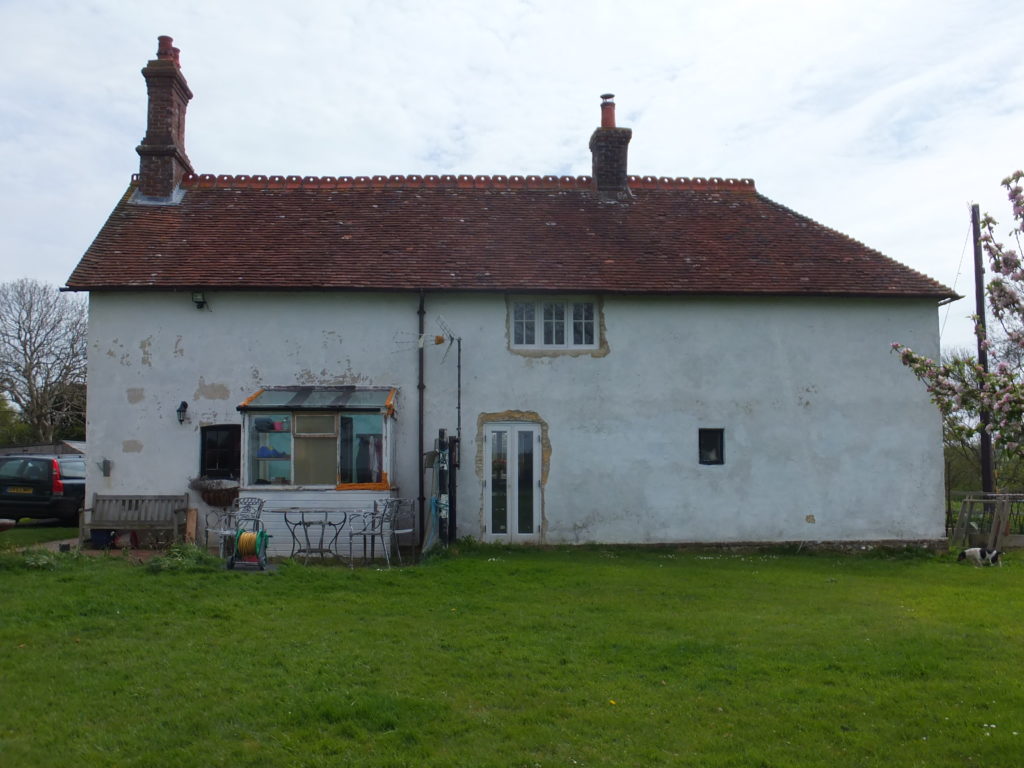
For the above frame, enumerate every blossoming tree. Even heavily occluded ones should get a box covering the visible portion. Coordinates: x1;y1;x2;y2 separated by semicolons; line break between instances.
893;171;1024;488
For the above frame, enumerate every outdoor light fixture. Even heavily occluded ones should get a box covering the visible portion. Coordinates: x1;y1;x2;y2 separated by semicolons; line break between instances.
176;401;189;424
191;291;206;309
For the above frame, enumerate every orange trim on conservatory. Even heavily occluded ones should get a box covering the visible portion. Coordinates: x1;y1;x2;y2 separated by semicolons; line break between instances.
237;388;266;408
334;472;390;491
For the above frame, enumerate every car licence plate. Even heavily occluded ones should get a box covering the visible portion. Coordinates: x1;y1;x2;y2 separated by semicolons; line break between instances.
5;486;33;494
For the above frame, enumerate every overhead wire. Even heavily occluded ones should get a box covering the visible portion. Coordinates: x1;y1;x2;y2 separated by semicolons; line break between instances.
940;208;974;341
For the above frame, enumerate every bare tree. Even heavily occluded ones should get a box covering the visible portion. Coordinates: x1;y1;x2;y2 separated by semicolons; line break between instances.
0;279;87;443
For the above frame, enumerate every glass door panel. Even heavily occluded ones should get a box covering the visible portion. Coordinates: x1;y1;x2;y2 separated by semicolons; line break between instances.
517;430;534;535
485;423;539;541
490;429;508;534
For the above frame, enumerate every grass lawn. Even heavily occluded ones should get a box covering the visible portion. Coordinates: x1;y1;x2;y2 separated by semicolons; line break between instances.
1;544;1022;767
0;524;78;549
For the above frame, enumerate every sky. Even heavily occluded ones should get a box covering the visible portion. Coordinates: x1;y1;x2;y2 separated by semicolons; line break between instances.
1;0;1022;353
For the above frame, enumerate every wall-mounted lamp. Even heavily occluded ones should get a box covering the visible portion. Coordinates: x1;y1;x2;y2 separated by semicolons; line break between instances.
176;401;189;424
191;291;206;309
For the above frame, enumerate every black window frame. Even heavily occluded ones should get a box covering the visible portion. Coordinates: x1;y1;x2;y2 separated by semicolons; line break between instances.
698;428;725;465
200;424;242;480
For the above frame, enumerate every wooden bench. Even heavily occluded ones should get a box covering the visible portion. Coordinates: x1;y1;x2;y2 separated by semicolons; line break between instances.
81;494;189;547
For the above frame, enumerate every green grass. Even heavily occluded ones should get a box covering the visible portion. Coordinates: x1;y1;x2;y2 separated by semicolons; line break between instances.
1;544;1023;767
0;524;77;549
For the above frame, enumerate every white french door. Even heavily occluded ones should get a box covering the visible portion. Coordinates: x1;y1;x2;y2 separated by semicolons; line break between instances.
483;422;541;541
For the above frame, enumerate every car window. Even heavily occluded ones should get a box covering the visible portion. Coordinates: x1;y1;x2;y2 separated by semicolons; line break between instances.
60;460;86;479
22;459;51;482
0;459;24;480
0;457;62;481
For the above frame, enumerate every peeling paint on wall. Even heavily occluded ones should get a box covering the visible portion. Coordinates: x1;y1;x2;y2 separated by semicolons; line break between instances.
174;336;185;358
295;364;371;386
198;409;227;426
139;336;153;367
194;377;231;400
797;385;818;409
105;338;131;365
125;388;145;404
122;440;144;453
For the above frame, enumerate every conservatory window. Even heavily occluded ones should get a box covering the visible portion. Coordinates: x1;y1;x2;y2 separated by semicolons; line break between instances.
239;386;394;488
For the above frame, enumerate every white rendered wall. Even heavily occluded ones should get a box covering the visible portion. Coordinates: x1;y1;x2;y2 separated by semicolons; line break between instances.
85;290;944;545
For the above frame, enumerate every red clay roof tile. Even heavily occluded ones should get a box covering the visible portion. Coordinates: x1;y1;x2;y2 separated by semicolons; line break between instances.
66;173;954;299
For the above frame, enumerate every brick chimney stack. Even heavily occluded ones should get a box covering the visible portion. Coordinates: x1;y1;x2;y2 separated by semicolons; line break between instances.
589;94;632;195
136;36;194;198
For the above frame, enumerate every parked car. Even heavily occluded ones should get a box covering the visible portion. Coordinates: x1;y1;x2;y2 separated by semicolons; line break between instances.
0;454;86;525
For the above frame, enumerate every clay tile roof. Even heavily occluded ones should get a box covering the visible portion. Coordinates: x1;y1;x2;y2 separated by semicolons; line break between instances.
66;173;955;299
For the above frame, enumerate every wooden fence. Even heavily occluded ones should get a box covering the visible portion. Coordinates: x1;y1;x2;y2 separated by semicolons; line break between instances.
950;493;1024;549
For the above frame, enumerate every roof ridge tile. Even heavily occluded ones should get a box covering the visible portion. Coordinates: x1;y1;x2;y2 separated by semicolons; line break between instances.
157;172;757;193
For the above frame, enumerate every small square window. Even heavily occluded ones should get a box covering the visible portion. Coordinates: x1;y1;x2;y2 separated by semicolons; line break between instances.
698;428;724;465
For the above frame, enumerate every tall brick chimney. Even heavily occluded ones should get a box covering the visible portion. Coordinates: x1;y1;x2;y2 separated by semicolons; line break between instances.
589;94;632;195
136;36;194;198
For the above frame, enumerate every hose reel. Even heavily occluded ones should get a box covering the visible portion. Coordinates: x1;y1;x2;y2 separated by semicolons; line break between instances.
228;527;269;570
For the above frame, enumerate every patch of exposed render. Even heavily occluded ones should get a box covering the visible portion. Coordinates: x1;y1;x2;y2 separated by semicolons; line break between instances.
105;338;130;365
122;440;144;453
139;336;153;367
174;336;185;358
125;388;145;404
194;377;231;400
198;409;227;426
295;362;371;386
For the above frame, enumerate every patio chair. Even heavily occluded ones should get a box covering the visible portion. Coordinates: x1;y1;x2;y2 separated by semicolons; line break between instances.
380;498;417;565
347;507;390;567
204;506;237;558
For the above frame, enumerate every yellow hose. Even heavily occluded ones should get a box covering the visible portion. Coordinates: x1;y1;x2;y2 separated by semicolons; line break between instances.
236;531;260;557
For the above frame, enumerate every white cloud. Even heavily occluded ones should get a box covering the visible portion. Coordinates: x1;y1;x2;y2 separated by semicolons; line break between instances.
1;0;1022;352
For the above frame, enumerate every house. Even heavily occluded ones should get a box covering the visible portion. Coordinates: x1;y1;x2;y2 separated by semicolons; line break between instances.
66;37;955;554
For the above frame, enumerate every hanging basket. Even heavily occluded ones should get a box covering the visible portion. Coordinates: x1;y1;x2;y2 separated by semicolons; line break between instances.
200;487;239;508
189;477;240;508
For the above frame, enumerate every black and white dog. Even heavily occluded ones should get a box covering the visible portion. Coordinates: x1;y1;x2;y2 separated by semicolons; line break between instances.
957;547;1003;567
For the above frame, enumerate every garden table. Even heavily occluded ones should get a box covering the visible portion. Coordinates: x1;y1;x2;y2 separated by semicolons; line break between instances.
283;509;348;563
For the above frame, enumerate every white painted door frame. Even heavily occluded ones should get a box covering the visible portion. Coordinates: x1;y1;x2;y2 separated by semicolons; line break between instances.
482;422;541;541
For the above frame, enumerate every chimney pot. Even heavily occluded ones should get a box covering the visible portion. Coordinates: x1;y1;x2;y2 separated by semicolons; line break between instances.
599;94;616;128
589;94;631;195
157;35;175;60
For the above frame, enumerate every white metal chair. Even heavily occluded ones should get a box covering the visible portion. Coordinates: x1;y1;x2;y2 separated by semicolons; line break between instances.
380;498;417;565
204;506;237;558
347;507;390;567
